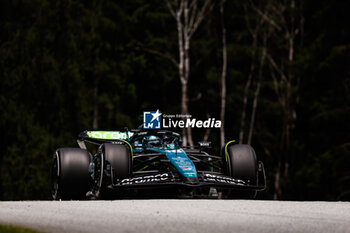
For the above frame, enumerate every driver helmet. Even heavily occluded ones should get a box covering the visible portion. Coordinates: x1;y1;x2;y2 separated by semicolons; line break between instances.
144;135;161;148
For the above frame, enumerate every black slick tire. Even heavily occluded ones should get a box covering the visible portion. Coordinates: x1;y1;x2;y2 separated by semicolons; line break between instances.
225;144;258;199
94;143;131;199
51;148;91;200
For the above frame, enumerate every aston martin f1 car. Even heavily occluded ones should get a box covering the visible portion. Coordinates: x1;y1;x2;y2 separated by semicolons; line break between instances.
51;129;266;199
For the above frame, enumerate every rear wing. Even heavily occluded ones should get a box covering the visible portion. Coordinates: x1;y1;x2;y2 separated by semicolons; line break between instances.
77;130;134;149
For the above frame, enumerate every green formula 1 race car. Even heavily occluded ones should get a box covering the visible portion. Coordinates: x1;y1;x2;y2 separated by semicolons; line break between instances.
51;129;266;199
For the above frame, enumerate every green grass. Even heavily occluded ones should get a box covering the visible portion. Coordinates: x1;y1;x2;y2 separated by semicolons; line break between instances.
0;224;42;233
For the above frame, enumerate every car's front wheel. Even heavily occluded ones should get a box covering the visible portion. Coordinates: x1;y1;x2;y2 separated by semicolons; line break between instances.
223;143;258;199
93;143;131;199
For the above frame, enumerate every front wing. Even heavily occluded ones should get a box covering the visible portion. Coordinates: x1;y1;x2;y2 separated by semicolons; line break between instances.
108;163;266;191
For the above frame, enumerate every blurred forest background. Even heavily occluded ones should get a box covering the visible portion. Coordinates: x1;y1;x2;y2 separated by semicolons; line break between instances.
0;0;349;201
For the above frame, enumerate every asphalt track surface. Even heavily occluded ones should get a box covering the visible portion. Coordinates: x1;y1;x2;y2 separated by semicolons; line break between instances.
0;200;349;233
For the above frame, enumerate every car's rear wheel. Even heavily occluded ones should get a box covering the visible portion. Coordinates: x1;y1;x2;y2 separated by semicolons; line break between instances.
51;148;91;200
94;143;131;199
224;143;258;199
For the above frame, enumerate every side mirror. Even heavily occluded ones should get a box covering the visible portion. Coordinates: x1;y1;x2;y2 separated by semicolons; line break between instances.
198;141;212;148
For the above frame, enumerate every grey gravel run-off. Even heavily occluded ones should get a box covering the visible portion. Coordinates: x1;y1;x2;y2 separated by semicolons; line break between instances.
0;200;349;233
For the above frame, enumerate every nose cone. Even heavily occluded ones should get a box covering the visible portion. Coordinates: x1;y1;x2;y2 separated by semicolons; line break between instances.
184;177;199;184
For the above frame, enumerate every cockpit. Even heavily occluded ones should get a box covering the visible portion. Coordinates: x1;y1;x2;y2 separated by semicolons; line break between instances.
130;133;180;151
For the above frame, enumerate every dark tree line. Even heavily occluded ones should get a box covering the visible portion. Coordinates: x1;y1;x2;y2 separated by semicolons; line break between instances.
0;0;349;200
